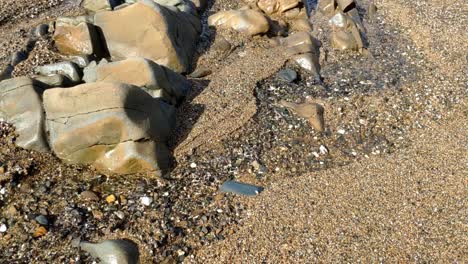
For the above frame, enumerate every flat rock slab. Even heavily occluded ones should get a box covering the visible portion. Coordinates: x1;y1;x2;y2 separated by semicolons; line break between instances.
43;82;175;175
94;0;201;73
83;57;190;105
0;77;49;152
220;181;264;196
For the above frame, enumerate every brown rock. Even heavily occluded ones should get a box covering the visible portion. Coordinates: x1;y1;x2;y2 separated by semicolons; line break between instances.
317;0;336;16
106;194;116;203
83;0;121;12
208;9;269;36
33;226;48;238
43;82;175;175
257;0;300;15
0;77;49;152
53;17;102;57
94;0;201;73
83;57;190;105
279;100;325;132
80;190;100;201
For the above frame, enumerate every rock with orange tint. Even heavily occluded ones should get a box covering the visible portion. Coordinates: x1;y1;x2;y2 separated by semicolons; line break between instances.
208;9;269;36
94;0;201;73
53;17;103;57
43;82;175;175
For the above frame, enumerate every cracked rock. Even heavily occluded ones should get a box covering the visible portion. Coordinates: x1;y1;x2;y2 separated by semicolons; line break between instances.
43;82;175;175
0;77;49;152
83;57;190;105
94;0;201;73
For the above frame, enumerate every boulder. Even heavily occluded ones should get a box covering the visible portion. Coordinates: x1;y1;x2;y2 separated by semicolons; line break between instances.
83;0;123;12
34;61;82;84
94;0;201;73
208;9;269;36
257;0;300;15
43;82;175;175
83;57;190;105
53;17;103;58
0;77;49;152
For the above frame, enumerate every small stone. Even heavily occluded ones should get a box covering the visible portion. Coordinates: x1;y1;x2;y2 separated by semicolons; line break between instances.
140;196;152;206
35;215;49;226
33;226;47;238
114;211;125;220
277;68;297;83
80;190;100;201
319;145;329;155
190;162;197;168
106;194;116;204
0;223;7;233
220;181;264;196
279;100;325;132
5;205;18;218
0;166;4;174
189;67;212;78
34;61;82;83
92;210;104;220
34;24;49;38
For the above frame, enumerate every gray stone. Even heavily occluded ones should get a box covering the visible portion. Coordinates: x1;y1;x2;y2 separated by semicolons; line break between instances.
34;61;82;83
0;77;49;152
43;82;175;175
220;181;264;196
34;24;49;38
277;68;297;83
10;51;28;66
34;215;49;226
77;239;139;264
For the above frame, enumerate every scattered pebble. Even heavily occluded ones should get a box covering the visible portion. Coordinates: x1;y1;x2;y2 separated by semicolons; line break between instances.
80;190;99;201
105;194;116;204
0;223;7;233
35;215;49;226
140;196;152;206
33;226;47;238
220;181;264;196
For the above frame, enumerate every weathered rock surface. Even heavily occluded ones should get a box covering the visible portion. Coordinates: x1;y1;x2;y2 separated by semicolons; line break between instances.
276;32;321;76
43;82;175;175
208;9;269;36
83;57;190;105
83;0;122;12
94;0;201;73
0;77;49;152
34;61;82;83
53;17;103;58
330;12;364;51
76;239;139;264
279;99;325;132
257;0;300;15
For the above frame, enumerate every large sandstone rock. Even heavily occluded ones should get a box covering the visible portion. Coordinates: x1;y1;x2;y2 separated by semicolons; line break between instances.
208;9;269;36
83;58;190;105
53;17;103;57
94;0;201;73
83;0;122;12
43;82;175;175
0;77;49;152
257;0;300;15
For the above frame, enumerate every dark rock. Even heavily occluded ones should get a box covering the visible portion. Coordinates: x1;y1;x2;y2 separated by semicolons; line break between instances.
277;68;297;83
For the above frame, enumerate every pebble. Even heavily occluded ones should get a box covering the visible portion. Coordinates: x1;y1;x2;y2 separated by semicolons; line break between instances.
33;226;47;238
77;239;140;264
33;24;49;38
190;162;197;168
80;190;99;201
106;194;116;204
277;68;297;83
34;215;49;226
319;145;329;155
114;211;125;220
220;181;264;196
140;196;152;206
0;223;7;232
189;67;212;78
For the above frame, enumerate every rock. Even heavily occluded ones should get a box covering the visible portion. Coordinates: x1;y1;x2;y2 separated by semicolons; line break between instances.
153;0;197;15
367;2;377;19
336;0;356;12
77;239;140;264
0;77;49;152
33;226;47;238
220;181;264;196
83;0;122;12
140;196;152;206
189;0;207;11
279;31;320;56
208;9;269;36
317;0;335;16
33;74;72;88
34;61;82;84
94;0;201;73
189;66;211;78
257;0;300;15
279;100;325;132
330;12;364;51
212;36;231;53
83;57;190;105
277;68;297;82
80;190;100;201
43;82;175;175
292;53;321;78
290;17;313;32
10;51;28;66
33;24;49;38
0;224;7;233
5;205;18;218
106;194;117;203
34;215;49;226
53;17;103;58
67;55;91;68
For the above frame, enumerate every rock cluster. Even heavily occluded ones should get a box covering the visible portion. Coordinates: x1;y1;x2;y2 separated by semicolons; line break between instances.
0;0;206;175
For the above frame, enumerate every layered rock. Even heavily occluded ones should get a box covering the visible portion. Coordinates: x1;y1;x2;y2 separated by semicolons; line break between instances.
208;9;269;36
0;77;49;152
83;57;190;105
43;82;175;175
53;16;103;58
94;0;201;73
